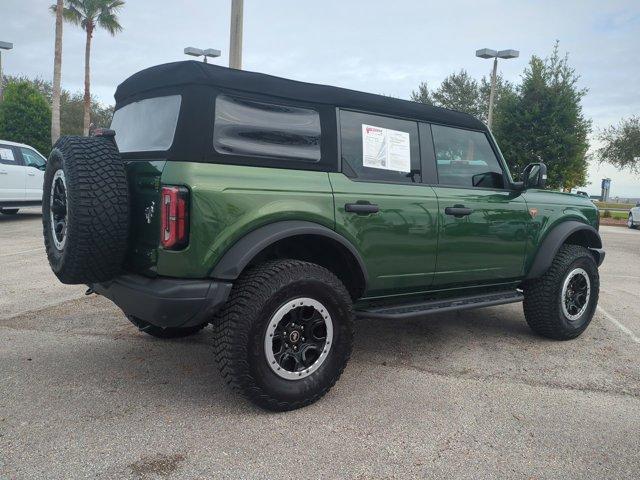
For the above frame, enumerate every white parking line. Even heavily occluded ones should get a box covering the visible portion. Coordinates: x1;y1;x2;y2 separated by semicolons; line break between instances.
0;247;43;258
598;306;640;344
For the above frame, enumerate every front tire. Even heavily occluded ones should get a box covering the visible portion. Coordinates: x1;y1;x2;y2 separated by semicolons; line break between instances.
213;260;354;411
629;214;637;229
523;245;599;340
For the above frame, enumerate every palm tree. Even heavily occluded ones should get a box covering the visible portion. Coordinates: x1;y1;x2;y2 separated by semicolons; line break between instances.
50;0;64;144
52;0;124;136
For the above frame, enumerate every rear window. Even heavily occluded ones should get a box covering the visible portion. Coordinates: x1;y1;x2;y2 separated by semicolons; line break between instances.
110;95;182;153
213;94;321;163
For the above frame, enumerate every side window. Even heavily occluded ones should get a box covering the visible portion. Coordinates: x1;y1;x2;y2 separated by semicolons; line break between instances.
431;124;504;189
20;148;46;169
340;110;420;183
0;145;18;166
213;94;321;163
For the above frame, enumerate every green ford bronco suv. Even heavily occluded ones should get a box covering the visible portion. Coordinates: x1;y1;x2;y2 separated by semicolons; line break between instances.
42;61;604;411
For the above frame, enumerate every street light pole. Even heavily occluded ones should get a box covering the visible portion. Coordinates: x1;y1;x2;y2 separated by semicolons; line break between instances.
184;47;221;63
487;57;498;128
476;48;519;129
229;0;243;69
0;41;14;102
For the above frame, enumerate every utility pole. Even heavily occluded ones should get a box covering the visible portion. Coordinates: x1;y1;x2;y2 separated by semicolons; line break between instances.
0;41;14;102
229;0;243;69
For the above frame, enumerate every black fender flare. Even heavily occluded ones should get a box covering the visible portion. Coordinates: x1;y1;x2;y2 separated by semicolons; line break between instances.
525;220;603;279
209;220;369;289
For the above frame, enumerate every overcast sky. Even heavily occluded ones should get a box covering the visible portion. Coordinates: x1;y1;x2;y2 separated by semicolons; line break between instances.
2;0;639;196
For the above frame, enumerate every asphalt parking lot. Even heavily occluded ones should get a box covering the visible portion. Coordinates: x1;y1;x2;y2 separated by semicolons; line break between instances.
1;208;639;479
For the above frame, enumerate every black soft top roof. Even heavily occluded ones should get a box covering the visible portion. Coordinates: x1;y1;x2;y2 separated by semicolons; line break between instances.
115;61;486;131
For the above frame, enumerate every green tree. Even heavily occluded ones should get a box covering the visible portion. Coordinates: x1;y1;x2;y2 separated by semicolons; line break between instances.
412;71;514;125
410;81;433;105
3;75;114;137
52;0;124;136
60;90;114;135
432;70;482;118
0;82;51;155
596;116;640;174
492;43;590;189
479;73;514;124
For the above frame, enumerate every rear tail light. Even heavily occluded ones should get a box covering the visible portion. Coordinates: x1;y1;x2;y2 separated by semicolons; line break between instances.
160;186;189;250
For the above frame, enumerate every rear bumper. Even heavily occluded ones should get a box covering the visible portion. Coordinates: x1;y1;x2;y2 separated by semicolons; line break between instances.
91;274;233;328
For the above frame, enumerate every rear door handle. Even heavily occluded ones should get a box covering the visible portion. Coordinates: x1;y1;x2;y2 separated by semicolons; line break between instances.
27;171;35;176
445;205;474;218
0;171;7;175
345;202;379;214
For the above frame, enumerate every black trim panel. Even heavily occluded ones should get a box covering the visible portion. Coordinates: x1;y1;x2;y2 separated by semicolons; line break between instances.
525;221;603;279
91;274;233;328
209;220;369;290
357;290;523;320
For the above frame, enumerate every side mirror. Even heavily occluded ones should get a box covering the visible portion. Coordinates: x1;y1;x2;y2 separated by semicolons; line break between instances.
522;162;547;190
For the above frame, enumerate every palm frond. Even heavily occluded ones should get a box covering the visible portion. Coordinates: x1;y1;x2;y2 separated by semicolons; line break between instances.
97;0;124;35
52;0;124;34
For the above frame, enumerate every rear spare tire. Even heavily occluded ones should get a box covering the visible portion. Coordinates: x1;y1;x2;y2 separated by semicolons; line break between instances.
43;135;129;284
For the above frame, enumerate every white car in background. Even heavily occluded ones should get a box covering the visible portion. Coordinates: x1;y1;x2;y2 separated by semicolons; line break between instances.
0;140;47;215
629;203;640;229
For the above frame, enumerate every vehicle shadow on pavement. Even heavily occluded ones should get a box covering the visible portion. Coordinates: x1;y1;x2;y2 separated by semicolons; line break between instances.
0;211;42;223
3;295;637;417
0;297;540;410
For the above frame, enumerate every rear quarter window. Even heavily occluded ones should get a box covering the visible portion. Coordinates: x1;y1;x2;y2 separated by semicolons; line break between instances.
110;95;182;153
213;94;321;163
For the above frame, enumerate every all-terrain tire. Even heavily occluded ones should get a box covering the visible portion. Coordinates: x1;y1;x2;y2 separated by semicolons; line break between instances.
127;315;208;339
43;136;129;284
523;244;599;340
213;259;354;411
0;208;19;215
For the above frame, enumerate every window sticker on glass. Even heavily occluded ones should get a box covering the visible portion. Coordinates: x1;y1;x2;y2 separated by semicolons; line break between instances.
0;147;15;162
361;124;410;172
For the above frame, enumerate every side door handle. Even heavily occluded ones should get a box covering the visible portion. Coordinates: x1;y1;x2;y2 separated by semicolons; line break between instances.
345;202;380;214
445;205;474;218
0;170;7;175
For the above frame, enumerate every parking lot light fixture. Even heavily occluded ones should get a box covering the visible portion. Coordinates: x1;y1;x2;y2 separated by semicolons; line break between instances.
0;41;14;102
475;47;519;128
184;47;221;64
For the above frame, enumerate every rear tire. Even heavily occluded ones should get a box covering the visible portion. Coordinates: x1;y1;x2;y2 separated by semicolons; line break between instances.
523;245;599;340
213;259;354;411
0;208;19;215
127;315;208;339
43;136;129;284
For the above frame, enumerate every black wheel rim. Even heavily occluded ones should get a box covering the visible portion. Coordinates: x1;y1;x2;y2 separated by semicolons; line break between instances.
265;298;333;380
49;169;68;250
561;267;591;321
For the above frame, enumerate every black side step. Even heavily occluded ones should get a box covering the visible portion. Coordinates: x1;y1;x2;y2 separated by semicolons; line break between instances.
356;290;523;320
